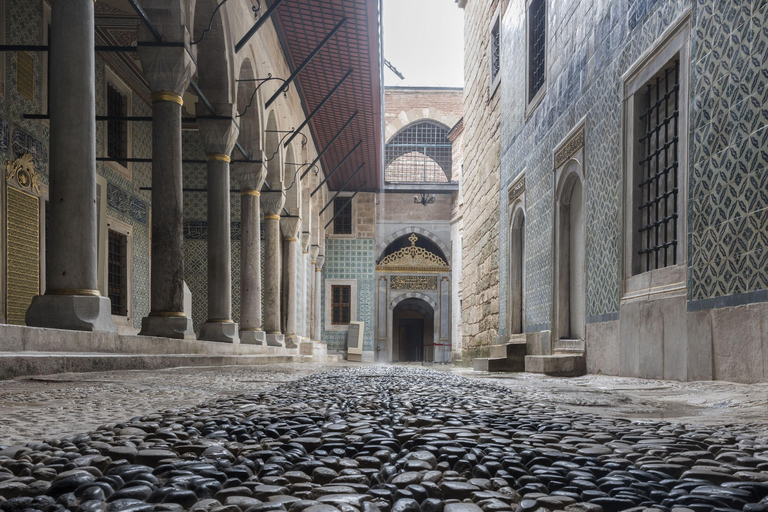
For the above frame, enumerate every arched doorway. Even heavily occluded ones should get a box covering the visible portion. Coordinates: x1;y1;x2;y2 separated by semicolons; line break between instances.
554;163;585;341
508;204;525;335
392;298;435;362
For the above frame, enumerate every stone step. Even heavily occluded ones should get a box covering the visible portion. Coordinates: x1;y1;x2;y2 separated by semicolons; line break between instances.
473;356;525;373
553;338;585;355
525;354;586;377
489;342;527;359
0;352;311;380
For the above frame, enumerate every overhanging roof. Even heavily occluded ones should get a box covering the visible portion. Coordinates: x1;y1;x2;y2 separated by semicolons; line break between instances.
271;0;383;192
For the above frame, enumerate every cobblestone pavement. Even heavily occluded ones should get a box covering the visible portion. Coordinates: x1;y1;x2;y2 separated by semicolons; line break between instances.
0;366;767;512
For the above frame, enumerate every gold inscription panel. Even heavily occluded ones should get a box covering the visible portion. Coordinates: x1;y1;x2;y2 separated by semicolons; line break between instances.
390;275;437;291
6;187;40;325
16;52;34;102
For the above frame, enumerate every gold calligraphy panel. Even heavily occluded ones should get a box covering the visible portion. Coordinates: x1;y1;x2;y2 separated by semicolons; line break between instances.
6;187;40;325
390;275;437;291
16;52;34;102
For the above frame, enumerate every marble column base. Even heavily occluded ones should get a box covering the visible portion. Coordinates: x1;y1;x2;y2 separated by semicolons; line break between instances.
139;315;195;340
284;335;300;349
26;295;118;332
240;329;266;345
199;321;239;344
265;333;285;347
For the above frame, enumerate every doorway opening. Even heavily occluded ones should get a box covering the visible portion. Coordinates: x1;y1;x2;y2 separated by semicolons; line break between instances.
392;298;434;362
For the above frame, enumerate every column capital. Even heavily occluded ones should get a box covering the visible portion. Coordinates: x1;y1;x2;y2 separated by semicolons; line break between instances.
235;151;268;191
315;255;325;270
310;244;320;261
280;216;301;240
137;45;195;97
301;231;311;253
197;103;239;156
261;191;285;217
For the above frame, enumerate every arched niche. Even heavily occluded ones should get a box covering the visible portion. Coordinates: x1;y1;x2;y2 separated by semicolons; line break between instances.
508;201;525;335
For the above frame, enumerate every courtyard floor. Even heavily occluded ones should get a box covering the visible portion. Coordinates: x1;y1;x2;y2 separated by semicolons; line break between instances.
0;364;767;511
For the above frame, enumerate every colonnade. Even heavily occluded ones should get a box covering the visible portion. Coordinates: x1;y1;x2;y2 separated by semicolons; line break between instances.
25;0;326;347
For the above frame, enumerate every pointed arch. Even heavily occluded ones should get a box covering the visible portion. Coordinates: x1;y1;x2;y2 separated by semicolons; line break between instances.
377;226;451;262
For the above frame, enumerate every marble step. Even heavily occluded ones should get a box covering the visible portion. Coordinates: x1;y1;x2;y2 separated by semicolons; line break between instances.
525;354;586;377
553;338;586;355
489;341;527;359
473;356;525;373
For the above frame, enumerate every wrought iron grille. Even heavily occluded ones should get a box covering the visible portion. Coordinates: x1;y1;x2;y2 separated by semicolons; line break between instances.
107;84;128;167
333;197;352;235
637;60;680;272
528;0;546;101
108;229;128;316
384;121;452;183
491;18;501;83
331;285;351;325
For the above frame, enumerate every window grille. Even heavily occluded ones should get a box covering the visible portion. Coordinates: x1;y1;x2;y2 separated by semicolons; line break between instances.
491;17;501;85
331;285;351;325
108;229;128;316
528;0;546;102
637;60;680;272
107;84;127;167
334;197;352;235
384;121;452;183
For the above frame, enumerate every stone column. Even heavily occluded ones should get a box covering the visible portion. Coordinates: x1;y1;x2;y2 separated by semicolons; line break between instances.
261;191;285;347
235;158;267;345
309;244;320;340
300;231;311;338
314;255;325;342
26;0;117;331
281;216;301;348
197;107;239;343
137;33;196;338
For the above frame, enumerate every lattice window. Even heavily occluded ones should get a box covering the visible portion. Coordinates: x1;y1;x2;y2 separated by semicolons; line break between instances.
331;285;351;325
334;197;352;235
385;121;452;183
108;229;128;316
490;14;501;86
636;60;680;272
107;84;127;167
528;0;546;102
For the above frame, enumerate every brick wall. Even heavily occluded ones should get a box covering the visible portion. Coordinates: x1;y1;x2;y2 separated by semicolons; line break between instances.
458;0;503;361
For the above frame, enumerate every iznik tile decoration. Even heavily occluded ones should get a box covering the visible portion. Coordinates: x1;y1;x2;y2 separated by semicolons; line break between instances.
322;238;376;352
498;0;767;331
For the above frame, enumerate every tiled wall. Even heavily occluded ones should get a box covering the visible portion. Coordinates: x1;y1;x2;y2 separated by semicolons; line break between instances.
498;0;768;332
321;238;376;352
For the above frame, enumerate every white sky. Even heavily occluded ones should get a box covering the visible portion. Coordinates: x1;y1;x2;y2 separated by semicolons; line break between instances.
382;0;464;88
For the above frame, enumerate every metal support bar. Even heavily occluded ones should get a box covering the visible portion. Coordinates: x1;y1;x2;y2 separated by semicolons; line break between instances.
325;183;366;230
311;140;362;197
235;0;288;53
318;162;365;216
98;157;262;164
0;45;138;52
300;111;357;180
128;0;163;43
283;68;353;148
265;17;347;109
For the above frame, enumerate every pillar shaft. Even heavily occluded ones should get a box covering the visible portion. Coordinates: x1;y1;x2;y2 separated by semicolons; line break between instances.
283;237;299;336
263;215;282;335
205;156;233;320
314;268;323;341
26;0;116;332
150;99;185;314
240;192;262;331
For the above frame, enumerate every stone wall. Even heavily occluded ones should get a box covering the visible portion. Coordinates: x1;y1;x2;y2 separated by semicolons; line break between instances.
384;87;463;141
457;0;504;361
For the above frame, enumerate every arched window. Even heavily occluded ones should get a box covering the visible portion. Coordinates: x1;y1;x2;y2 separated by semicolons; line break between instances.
385;121;452;183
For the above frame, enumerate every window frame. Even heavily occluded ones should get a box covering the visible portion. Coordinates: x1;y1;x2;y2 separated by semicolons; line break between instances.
324;278;357;331
622;11;690;298
330;193;355;238
489;6;501;96
525;0;547;118
105;217;133;327
330;284;351;325
103;67;133;180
